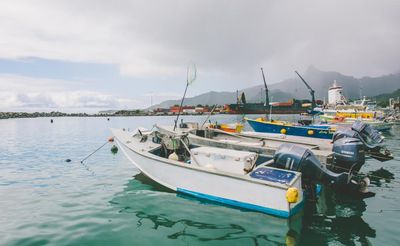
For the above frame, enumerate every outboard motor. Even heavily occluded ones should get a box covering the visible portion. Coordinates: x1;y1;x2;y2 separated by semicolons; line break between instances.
273;144;374;198
332;138;365;173
333;121;393;162
274;144;347;186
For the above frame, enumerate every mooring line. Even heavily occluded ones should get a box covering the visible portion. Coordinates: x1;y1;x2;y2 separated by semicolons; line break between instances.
80;140;110;163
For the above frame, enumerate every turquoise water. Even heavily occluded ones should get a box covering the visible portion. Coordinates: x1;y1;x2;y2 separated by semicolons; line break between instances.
0;116;399;245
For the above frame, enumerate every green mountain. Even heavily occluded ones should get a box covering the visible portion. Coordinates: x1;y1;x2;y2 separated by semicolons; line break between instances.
271;66;400;100
374;89;400;107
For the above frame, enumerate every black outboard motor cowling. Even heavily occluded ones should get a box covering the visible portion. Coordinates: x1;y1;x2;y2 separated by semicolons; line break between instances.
332;138;365;173
274;144;348;185
352;121;384;145
333;121;393;162
273;144;374;198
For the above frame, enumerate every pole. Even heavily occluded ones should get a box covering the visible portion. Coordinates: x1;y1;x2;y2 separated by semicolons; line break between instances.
269;96;273;120
201;104;217;128
173;82;189;131
261;68;269;120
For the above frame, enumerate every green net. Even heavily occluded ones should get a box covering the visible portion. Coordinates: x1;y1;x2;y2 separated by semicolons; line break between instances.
187;63;197;85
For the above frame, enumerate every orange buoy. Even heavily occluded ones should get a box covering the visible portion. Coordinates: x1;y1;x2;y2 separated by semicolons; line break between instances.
108;136;115;142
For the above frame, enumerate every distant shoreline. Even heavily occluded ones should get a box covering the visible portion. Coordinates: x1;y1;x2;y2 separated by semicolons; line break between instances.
0;111;221;120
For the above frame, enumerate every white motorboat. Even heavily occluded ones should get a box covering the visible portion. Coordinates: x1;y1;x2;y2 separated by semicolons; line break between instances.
111;128;304;218
157;124;334;165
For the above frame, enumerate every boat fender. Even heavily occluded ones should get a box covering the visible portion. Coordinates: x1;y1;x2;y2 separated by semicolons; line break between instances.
286;187;298;203
168;152;179;161
108;136;114;142
286;235;296;246
111;145;118;154
307;130;314;135
280;128;287;134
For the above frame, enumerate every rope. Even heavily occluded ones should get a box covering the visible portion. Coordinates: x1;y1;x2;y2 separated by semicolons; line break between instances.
80;140;110;163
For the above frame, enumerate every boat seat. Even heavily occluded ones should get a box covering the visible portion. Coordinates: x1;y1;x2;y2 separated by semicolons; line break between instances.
192;146;258;175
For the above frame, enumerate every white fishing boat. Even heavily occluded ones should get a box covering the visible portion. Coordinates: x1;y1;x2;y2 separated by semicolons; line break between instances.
157;124;334;165
111;127;304;218
159;119;393;164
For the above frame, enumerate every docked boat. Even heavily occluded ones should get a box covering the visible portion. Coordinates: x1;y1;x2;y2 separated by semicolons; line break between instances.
207;122;244;133
320;114;394;132
162;120;393;165
321;81;393;131
112;127;304;218
223;98;312;115
246;117;336;139
158;124;334;165
111;126;375;218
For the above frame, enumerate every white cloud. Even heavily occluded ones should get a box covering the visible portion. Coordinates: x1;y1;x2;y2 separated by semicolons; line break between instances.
0;0;399;112
0;90;139;112
0;74;138;112
0;0;399;80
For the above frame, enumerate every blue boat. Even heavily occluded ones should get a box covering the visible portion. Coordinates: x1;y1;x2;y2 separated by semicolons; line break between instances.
246;118;335;139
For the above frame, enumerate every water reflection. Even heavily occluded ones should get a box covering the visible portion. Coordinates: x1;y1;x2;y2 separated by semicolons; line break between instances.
368;168;395;186
299;186;376;246
110;173;380;245
110;173;303;245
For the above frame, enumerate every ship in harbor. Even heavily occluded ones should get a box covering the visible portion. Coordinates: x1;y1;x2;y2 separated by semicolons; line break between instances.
223;97;315;114
223;69;321;115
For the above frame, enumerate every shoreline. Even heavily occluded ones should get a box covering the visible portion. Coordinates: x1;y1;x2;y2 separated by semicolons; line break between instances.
0;111;228;120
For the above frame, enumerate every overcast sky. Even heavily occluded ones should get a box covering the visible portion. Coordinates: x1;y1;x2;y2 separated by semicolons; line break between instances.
0;0;399;112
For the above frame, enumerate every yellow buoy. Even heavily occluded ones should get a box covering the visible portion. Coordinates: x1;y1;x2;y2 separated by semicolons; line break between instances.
307;130;314;135
286;235;296;246
280;128;287;134
286;187;298;203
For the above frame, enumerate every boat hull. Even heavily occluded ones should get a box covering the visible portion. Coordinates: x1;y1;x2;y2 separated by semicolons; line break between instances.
320;115;394;132
224;100;310;114
113;129;303;218
246;119;334;140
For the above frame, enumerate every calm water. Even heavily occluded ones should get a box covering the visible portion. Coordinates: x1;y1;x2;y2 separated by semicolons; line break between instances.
0;115;399;246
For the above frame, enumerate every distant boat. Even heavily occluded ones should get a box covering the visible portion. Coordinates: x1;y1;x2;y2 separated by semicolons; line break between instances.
223;98;313;115
320;115;394;132
207;122;244;133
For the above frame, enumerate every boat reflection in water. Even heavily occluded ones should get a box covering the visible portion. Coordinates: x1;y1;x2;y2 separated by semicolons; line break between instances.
110;173;303;245
111;171;380;246
300;186;376;245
